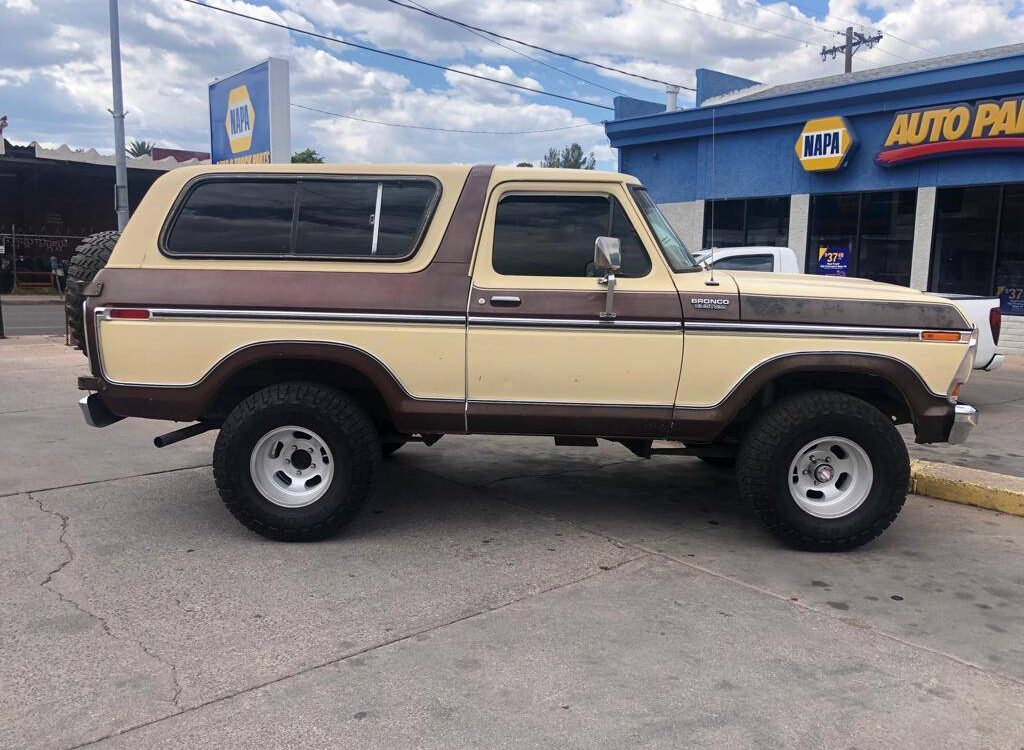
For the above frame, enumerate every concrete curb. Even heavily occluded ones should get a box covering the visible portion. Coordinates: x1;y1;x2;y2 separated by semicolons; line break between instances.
911;459;1024;516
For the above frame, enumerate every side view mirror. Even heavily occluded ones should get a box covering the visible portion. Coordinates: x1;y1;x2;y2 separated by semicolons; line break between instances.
594;236;621;273
594;236;621;319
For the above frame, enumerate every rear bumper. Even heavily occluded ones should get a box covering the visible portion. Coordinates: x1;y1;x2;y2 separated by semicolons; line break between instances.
948;403;978;444
979;353;1004;372
79;393;123;428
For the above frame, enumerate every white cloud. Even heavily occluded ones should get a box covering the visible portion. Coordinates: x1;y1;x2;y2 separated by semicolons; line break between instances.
1;0;1022;169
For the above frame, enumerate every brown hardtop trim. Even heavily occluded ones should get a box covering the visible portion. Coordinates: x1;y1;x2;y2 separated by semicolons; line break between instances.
469;285;682;322
741;294;971;331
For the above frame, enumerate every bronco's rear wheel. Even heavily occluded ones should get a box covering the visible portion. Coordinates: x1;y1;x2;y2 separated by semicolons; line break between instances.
736;390;909;552
213;382;381;541
65;231;119;352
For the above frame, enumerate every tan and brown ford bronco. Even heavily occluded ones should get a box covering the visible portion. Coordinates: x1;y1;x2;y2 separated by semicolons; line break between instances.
71;164;979;550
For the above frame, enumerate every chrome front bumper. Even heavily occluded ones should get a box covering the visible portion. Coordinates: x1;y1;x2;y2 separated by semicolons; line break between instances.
948;403;978;444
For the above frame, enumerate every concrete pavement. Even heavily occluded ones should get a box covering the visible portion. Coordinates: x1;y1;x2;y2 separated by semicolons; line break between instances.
2;338;1024;749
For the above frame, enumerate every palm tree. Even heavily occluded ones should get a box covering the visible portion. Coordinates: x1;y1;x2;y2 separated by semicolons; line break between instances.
126;139;155;158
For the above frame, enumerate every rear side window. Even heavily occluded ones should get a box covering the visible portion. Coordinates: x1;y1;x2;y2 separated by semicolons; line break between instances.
492;193;651;278
165;180;296;256
164;177;438;259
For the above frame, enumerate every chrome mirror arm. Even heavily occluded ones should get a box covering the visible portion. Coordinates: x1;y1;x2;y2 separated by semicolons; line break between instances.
599;272;617;319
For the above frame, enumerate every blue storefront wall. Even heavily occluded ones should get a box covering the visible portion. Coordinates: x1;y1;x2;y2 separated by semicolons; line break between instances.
607;50;1024;203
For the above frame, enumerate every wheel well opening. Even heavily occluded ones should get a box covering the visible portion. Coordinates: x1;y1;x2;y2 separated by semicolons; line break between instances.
202;359;393;428
724;369;913;441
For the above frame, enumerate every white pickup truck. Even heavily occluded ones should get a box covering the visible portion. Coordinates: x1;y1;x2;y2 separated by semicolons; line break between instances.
694;246;1004;372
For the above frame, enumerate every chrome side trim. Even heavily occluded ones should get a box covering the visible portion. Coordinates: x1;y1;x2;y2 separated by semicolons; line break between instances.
685;321;925;338
470;399;673;409
469;316;681;331
97;307;466;326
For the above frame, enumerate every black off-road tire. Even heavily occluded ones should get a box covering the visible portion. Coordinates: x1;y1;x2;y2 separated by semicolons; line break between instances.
382;440;407;458
65;230;119;352
735;390;909;552
213;382;381;541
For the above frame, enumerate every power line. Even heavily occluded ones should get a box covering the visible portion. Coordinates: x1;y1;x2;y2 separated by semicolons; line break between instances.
730;0;838;35
180;0;613;110
291;103;599;134
649;0;830;47
400;0;627;96
650;0;910;63
781;0;935;53
381;0;694;91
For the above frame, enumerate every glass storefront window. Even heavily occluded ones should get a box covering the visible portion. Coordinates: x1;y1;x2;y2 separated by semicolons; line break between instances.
807;190;916;286
930;187;999;296
703;196;790;249
932;184;1024;313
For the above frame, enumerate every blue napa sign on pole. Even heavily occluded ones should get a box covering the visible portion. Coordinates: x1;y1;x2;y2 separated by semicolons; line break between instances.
209;58;290;164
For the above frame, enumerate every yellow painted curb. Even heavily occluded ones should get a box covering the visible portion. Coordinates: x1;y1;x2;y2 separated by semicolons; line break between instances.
910;459;1024;516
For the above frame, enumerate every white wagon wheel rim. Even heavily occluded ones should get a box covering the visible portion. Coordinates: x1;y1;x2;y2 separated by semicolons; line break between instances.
249;425;335;508
788;436;873;519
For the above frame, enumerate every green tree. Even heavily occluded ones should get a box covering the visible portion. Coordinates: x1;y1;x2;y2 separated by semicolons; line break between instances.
291;148;325;163
539;143;595;170
516;161;533;167
126;139;155;158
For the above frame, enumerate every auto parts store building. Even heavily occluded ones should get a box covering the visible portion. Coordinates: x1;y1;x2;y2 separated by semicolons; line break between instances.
605;43;1024;354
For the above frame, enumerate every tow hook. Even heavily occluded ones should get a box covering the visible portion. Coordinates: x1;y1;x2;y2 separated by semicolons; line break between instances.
153;422;216;448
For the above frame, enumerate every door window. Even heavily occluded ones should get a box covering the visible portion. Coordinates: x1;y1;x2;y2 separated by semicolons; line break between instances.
492;193;651;278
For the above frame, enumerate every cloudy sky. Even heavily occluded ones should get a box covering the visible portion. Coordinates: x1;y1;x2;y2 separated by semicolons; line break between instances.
2;0;1023;168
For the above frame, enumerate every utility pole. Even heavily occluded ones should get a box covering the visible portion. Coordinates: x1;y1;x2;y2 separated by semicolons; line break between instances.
821;26;884;74
108;0;129;231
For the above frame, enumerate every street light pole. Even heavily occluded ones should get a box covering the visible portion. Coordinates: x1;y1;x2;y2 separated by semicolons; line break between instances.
108;0;130;231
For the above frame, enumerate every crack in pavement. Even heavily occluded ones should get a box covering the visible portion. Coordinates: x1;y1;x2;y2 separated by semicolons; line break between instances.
1;464;211;500
30;492;184;709
66;553;647;749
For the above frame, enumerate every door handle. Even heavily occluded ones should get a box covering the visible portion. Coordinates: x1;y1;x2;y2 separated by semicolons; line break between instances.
489;296;522;308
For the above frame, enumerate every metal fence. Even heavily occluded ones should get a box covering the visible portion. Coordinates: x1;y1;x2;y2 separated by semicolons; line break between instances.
0;229;84;295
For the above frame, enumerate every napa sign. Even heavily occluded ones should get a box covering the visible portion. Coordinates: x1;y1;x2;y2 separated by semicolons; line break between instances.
208;58;290;164
877;95;1024;167
794;116;855;173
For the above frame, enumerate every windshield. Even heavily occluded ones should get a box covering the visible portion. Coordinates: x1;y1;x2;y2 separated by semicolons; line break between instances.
628;186;698;272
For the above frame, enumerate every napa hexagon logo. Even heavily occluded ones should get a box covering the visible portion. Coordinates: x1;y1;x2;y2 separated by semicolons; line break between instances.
224;85;256;154
795;116;855;173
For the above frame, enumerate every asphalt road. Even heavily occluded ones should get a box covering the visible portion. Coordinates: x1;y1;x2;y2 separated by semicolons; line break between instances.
2;338;1024;749
0;300;65;336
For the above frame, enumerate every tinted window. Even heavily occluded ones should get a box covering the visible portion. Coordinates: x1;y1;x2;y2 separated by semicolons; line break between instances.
377;182;438;256
931;186;999;295
295;181;376;257
166;180;295;255
166;177;437;259
713;254;774;272
703;196;790;249
492;194;651;277
807;190;915;286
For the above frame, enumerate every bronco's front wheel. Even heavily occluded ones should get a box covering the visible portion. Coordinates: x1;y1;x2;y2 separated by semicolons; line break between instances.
213;382;381;541
736;390;909;552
